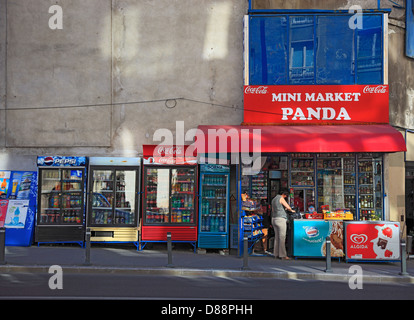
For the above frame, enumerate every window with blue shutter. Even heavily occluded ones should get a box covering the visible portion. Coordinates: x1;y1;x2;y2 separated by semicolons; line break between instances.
248;14;384;85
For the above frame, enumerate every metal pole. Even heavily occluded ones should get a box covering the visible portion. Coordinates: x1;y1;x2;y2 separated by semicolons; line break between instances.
166;232;174;268
0;227;6;265
407;236;412;259
242;236;250;270
400;240;408;276
325;236;332;273
84;228;91;265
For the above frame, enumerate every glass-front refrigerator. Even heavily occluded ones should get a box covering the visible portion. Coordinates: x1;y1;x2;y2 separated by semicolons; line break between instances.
143;166;196;225
141;144;198;249
198;164;230;249
36;156;87;246
358;154;383;221
87;157;140;244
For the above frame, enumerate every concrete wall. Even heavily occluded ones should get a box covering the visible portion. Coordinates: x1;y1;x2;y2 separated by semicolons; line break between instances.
0;0;247;169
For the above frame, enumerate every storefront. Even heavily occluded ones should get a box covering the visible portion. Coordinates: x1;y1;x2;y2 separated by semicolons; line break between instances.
196;124;406;257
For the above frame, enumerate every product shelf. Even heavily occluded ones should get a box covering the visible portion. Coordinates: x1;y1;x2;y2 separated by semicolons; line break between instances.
239;210;264;256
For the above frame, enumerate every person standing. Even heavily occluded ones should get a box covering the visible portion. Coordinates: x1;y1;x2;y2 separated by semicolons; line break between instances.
271;189;295;260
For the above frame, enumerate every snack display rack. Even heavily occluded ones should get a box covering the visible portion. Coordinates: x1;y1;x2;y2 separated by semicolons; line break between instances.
242;171;268;200
238;209;263;256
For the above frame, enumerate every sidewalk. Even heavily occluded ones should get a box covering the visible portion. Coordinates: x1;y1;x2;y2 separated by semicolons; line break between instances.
1;243;414;284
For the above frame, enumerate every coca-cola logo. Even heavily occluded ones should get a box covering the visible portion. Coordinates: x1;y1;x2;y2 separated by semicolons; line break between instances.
157;156;178;165
363;85;387;94
244;86;268;94
155;146;183;156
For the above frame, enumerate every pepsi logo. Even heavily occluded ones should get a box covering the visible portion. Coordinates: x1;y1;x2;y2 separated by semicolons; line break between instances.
44;157;54;166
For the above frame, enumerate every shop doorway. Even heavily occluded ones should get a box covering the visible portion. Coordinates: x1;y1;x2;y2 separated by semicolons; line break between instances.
269;179;280;201
290;188;315;213
268;169;288;201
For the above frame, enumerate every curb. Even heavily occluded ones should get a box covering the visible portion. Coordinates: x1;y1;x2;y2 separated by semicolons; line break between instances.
1;264;413;284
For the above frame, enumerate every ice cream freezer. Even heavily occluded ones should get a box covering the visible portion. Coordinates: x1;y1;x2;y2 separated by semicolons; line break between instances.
292;219;345;258
344;221;400;262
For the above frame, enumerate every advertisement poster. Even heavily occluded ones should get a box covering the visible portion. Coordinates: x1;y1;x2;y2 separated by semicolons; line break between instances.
4;200;29;229
345;221;400;260
0;171;11;199
0;200;8;227
292;220;344;258
15;172;35;200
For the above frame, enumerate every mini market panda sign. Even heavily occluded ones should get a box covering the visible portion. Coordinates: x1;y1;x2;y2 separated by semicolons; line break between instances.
243;85;389;125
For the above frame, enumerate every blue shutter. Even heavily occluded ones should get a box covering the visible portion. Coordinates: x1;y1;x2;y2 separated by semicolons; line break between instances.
249;16;288;85
407;0;414;58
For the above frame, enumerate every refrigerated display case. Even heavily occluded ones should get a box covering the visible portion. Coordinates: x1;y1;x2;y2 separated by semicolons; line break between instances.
35;156;87;246
141;145;198;249
0;171;37;246
87;157;140;244
198;164;230;249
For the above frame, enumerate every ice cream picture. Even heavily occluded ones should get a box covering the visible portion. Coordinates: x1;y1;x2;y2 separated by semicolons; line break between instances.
371;224;399;259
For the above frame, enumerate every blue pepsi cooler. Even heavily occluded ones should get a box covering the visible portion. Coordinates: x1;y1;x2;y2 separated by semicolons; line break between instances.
35;156;87;246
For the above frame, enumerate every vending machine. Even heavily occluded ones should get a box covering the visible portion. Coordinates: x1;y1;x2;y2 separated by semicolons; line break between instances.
198;164;230;249
35;156;87;246
141;145;198;249
0;170;37;246
87;157;141;244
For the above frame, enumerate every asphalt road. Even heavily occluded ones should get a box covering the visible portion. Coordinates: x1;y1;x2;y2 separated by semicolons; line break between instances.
1;272;413;301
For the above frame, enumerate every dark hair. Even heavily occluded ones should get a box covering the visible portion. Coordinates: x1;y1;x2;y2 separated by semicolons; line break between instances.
280;188;289;196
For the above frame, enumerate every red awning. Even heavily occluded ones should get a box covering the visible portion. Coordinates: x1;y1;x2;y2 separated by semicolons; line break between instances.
195;124;406;154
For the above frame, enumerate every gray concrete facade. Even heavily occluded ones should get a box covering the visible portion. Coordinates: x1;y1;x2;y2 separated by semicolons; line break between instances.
0;0;247;170
0;0;412;171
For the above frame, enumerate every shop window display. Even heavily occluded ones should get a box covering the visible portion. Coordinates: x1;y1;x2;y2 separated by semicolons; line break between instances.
358;153;383;220
317;155;345;214
291;154;314;186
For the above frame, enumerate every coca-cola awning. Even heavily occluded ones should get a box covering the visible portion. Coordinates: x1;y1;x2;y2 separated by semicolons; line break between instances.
194;124;406;154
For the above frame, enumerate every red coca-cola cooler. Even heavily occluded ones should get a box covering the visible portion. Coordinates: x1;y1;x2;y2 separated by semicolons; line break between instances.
140;145;198;250
344;221;400;261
